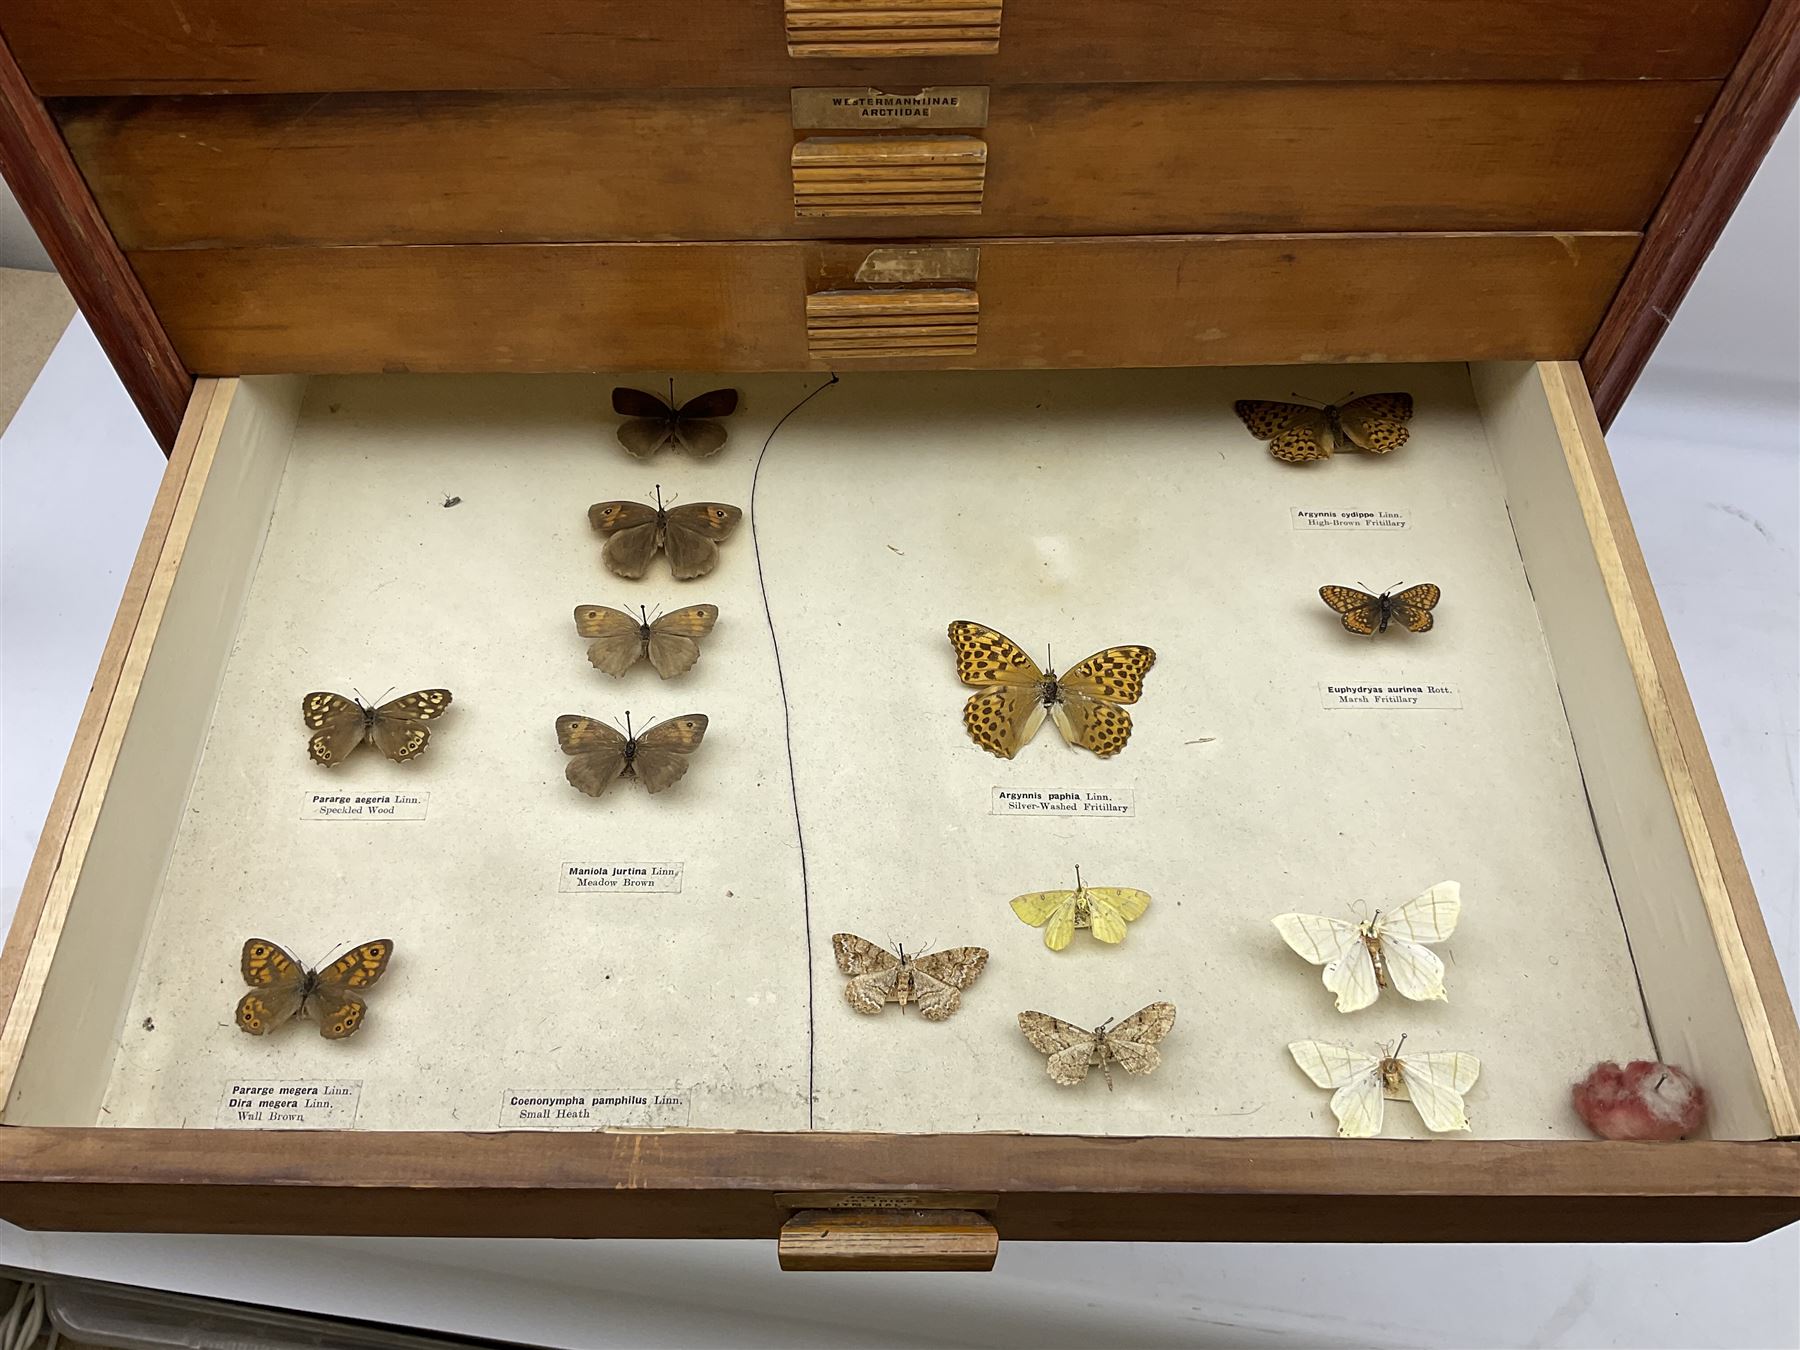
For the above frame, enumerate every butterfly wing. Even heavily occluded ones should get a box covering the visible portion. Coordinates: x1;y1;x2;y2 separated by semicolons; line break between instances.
1374;881;1460;1002
961;685;1046;760
1398;1051;1479;1132
1086;887;1150;944
947;621;1044;689
236;939;306;1034
663;503;742;580
589;500;662;579
1337;392;1414;454
908;946;989;1022
307;938;394;1040
1319;585;1382;636
370;689;453;762
612;387;677;458
1058;646;1156;706
1234;401;1334;462
1288;1040;1386;1137
832;933;902;1015
574;604;647;676
556;714;630;797
1272;913;1378;1012
302;691;369;766
1102;1002;1176;1077
1018;1011;1096;1087
1386;583;1441;634
631;713;708;793
1054;645;1156;755
644;603;719;679
671;389;739;457
1010;890;1079;950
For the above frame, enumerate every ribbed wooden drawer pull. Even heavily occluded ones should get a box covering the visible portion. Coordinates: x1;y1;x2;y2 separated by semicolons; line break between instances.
785;0;1003;57
807;287;979;359
793;136;987;217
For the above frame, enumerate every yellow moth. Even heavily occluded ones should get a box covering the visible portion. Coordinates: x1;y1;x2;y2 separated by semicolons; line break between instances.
1009;867;1150;950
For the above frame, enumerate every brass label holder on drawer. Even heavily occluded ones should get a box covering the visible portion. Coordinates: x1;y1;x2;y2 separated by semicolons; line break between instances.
792;136;988;217
775;1192;1000;1271
785;0;1004;58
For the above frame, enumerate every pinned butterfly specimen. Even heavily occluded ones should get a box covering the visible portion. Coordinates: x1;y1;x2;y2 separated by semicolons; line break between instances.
1273;881;1461;1013
1017;1002;1176;1090
1234;393;1414;464
556;711;708;796
235;938;393;1040
1319;583;1441;636
575;603;718;679
947;620;1156;759
588;485;742;581
613;384;740;459
1009;866;1150;951
1288;1037;1480;1136
831;934;989;1022
301;689;453;765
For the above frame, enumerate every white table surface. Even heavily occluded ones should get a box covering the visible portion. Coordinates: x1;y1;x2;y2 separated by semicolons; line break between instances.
2;323;1795;1345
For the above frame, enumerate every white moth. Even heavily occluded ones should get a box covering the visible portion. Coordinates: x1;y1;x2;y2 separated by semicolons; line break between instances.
1272;880;1461;1012
1289;1038;1480;1137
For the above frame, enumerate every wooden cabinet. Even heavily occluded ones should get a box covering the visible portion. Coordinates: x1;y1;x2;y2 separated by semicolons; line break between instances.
0;0;1795;1267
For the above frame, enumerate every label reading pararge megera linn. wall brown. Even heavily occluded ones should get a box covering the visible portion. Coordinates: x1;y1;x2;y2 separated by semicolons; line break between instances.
792;87;991;130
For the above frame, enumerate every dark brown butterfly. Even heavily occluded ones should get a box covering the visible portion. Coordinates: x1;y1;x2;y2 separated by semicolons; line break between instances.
588;486;743;581
613;384;739;458
302;689;453;764
1235;394;1414;463
555;711;709;796
1320;584;1441;635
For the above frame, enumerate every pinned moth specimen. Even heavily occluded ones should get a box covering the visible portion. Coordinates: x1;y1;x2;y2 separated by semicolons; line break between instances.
612;384;740;459
302;689;453;765
556;711;708;796
1017;1002;1176;1090
948;620;1156;759
575;603;718;679
1273;881;1461;1012
589;486;742;581
1319;583;1441;636
1234;393;1413;464
236;938;393;1040
831;934;989;1022
1288;1037;1480;1136
1010;866;1150;951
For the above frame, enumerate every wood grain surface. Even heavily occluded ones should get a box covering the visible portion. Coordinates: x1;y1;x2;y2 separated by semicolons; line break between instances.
0;34;188;448
127;234;1641;374
0;1127;1791;1241
57;82;1714;247
1584;0;1800;424
2;0;1764;94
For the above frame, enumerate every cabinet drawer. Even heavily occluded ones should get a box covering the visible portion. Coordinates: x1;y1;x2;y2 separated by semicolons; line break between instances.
3;0;1763;93
128;235;1641;375
58;82;1714;245
1;362;1795;1258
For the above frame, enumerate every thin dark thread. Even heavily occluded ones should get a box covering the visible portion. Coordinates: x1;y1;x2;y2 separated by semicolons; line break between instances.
749;372;839;1129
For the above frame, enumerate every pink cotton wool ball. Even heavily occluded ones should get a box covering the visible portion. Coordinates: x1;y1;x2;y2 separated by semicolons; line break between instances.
1572;1060;1707;1140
